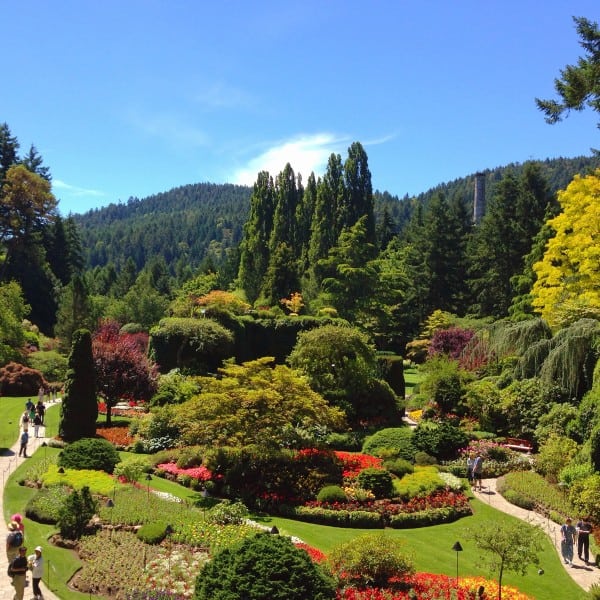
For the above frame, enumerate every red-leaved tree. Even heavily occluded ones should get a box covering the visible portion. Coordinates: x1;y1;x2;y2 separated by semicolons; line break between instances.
92;319;158;425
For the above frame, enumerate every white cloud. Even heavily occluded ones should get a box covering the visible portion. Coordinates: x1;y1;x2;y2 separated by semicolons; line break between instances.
53;179;104;197
231;133;347;185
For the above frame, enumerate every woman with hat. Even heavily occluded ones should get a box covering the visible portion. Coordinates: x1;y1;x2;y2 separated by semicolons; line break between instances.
6;521;23;563
28;546;44;599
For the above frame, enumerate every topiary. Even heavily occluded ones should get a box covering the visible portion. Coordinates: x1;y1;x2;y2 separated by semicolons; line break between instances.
57;486;98;540
194;532;336;600
58;437;120;474
382;458;414;478
317;485;347;503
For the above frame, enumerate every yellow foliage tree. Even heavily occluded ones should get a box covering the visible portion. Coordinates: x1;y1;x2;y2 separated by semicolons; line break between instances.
531;170;600;328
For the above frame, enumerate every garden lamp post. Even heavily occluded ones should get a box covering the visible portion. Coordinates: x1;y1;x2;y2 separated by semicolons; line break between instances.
106;498;114;537
451;541;463;585
165;524;174;575
41;441;47;461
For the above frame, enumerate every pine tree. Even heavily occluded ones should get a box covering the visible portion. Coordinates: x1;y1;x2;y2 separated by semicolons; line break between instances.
59;329;98;441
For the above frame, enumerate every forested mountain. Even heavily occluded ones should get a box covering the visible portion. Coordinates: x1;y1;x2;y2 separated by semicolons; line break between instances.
73;155;599;281
73;183;252;278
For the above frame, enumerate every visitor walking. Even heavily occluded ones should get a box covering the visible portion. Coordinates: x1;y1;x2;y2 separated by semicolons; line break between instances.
8;546;29;600
36;400;46;425
466;453;475;488
28;546;44;599
560;517;576;566
18;430;29;458
6;521;23;563
576;516;593;564
19;410;29;433
472;454;484;491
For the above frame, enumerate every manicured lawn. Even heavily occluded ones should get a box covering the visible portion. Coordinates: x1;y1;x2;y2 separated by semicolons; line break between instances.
255;500;588;600
0;396;29;450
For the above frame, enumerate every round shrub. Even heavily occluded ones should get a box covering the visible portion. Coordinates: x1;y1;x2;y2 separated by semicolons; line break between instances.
317;485;347;503
362;427;416;461
206;500;248;525
194;532;336;600
382;458;414;478
137;521;169;544
58;437;120;474
328;532;414;588
412;421;469;461
357;468;393;499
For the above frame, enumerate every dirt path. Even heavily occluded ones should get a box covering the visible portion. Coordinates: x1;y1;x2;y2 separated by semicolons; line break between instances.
477;478;599;592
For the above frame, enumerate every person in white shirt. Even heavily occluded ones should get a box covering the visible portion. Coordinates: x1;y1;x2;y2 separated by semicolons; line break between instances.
28;546;44;599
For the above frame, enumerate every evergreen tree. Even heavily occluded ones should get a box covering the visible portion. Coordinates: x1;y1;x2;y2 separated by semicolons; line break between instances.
54;275;94;349
377;205;397;250
237;171;275;304
296;171;316;273
536;17;600;130
59;329;98;441
342;141;375;246
260;242;300;306
0;122;19;185
20;144;51;181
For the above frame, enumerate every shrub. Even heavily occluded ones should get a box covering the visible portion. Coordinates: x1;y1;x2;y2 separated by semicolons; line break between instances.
347;511;384;528
0;361;48;395
137;521;170;544
382;458;414;478
317;485;347;503
27;350;68;382
328;532;414;588
113;457;149;482
357;468;393;499
58;437;120;474
194;532;336;600
502;489;535;510
206;500;249;526
393;466;444;501
412;421;469;461
57;486;98;539
25;485;70;524
325;432;362;451
388;506;471;528
361;427;415;460
414;451;437;466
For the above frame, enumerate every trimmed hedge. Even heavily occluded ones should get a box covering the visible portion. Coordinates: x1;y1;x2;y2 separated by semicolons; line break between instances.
388;505;472;528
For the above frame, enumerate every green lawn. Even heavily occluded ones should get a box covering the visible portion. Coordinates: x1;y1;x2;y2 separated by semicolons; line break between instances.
404;366;423;398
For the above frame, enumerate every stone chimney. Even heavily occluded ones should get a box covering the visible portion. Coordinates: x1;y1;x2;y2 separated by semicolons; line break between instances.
473;172;486;224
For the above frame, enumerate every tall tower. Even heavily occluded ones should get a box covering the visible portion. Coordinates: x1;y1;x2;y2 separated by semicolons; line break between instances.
473;172;486;224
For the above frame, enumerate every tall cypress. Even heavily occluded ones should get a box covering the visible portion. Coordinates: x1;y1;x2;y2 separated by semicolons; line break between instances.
59;329;97;441
237;171;275;304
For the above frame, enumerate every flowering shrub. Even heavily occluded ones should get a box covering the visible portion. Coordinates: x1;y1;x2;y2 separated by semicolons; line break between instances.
337;573;534;599
156;462;212;482
334;451;383;478
96;426;134;447
295;542;327;563
98;402;143;418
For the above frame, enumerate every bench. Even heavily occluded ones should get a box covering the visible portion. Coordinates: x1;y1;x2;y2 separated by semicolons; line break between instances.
504;437;533;453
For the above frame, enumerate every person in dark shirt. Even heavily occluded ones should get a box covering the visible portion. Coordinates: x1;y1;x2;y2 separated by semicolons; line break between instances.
9;546;28;600
576;516;593;564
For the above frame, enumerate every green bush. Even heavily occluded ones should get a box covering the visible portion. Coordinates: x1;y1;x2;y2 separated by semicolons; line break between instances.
287;506;352;527
325;431;362;451
58;438;120;474
347;510;384;528
362;427;416;460
113;457;149;482
194;532;336;600
57;486;98;539
382;458;414;478
357;468;393;499
328;533;414;588
317;485;347;503
412;421;469;461
136;521;169;544
25;485;70;524
206;500;249;525
393;466;444;501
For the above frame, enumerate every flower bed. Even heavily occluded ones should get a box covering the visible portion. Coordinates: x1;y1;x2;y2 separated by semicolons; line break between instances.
96;426;134;447
285;490;472;528
156;462;212;482
337;573;534;599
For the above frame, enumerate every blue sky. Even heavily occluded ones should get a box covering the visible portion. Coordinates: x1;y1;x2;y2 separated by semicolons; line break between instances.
3;1;599;215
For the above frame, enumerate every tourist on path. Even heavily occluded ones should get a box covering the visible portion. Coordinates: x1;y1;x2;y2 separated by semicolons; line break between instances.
6;522;23;563
28;546;44;599
472;454;484;491
8;546;29;600
576;516;593;564
560;517;576;566
18;431;29;458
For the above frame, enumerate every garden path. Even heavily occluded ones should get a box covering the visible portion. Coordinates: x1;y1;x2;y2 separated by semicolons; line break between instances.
476;478;600;592
0;402;61;600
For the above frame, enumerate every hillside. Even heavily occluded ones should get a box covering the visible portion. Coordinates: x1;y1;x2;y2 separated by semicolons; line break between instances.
75;156;600;276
